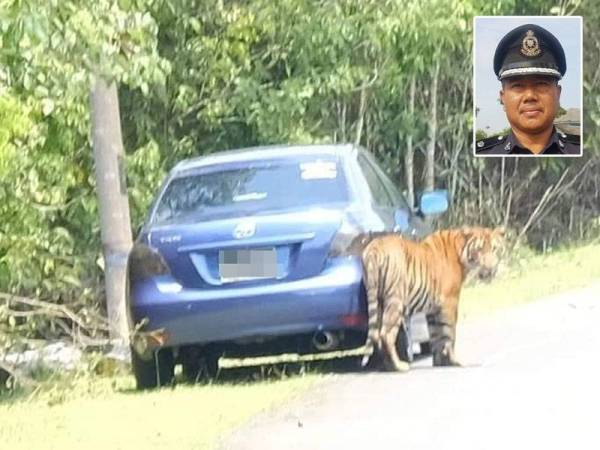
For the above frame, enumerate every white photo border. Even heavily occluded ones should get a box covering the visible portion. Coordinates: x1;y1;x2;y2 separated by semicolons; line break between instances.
472;15;583;158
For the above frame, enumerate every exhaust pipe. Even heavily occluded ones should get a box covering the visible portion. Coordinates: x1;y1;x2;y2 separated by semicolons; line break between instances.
312;331;339;351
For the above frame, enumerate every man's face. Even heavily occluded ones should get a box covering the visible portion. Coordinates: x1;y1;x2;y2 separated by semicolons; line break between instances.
500;75;561;135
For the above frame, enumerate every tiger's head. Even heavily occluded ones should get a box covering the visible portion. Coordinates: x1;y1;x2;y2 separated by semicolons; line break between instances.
460;227;506;282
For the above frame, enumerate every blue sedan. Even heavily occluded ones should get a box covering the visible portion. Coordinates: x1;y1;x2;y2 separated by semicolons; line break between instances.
128;144;448;388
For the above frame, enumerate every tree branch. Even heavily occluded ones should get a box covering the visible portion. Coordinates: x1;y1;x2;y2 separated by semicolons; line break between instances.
0;293;110;341
515;167;571;245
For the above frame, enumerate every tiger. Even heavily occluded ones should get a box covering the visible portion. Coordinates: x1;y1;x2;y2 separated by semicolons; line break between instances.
360;227;505;372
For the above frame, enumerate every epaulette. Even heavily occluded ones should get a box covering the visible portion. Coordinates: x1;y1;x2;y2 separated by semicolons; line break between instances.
564;134;580;145
476;135;507;151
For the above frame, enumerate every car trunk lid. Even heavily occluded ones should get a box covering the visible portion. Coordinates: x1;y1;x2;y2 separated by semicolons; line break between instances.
149;208;343;288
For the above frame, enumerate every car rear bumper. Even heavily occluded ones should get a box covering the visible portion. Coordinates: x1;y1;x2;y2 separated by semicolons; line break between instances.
130;257;366;347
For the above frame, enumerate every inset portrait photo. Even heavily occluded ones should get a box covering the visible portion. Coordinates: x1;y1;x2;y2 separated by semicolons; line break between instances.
474;16;582;157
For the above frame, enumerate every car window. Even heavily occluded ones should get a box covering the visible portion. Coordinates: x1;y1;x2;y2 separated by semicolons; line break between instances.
357;153;394;208
380;172;410;210
153;157;349;225
361;151;410;210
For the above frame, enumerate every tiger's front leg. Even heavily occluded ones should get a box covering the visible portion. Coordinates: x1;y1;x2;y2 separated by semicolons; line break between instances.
380;298;410;372
433;340;461;367
428;299;461;367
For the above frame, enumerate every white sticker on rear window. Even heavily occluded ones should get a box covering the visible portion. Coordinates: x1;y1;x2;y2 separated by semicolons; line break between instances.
300;161;337;180
233;192;268;202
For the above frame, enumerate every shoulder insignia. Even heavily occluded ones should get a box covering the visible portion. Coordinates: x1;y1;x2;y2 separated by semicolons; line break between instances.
564;134;580;145
476;135;506;152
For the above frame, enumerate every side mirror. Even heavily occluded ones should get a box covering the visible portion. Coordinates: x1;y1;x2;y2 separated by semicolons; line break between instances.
393;209;410;232
418;190;449;216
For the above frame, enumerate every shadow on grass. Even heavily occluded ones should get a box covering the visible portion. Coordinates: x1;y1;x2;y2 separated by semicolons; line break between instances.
0;354;369;402
1;352;434;400
0;365;67;405
116;355;368;395
217;356;365;381
116;347;441;394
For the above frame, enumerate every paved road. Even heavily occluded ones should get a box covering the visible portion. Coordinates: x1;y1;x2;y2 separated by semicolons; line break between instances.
221;284;600;450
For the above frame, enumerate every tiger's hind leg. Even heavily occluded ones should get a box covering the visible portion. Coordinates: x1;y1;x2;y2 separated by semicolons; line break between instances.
380;298;410;372
361;251;383;368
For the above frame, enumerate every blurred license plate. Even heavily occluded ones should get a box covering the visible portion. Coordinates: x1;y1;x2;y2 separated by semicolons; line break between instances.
219;248;278;281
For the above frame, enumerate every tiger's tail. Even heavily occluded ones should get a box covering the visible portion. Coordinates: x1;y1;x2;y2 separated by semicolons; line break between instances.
361;249;381;367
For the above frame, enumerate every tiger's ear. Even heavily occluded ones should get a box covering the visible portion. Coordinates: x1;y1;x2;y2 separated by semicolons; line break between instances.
494;226;506;237
461;229;481;263
461;227;476;242
463;227;483;242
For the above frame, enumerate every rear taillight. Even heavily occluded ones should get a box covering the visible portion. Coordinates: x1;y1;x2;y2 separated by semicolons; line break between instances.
339;313;367;327
127;243;171;283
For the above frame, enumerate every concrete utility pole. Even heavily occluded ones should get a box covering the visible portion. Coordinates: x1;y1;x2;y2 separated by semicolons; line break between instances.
90;78;133;353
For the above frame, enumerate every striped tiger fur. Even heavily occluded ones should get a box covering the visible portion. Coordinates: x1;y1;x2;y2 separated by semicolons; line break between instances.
360;227;505;371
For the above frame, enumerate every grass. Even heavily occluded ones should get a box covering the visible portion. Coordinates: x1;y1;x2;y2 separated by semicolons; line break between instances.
0;369;317;450
1;241;599;449
460;242;600;319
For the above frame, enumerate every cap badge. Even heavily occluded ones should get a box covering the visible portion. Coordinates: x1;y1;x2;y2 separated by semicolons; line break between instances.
521;30;541;57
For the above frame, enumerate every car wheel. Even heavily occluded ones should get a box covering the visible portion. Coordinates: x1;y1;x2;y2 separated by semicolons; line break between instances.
181;346;221;383
131;347;175;390
419;342;432;356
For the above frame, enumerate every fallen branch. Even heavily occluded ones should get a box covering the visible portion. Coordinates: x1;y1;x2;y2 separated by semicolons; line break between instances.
0;292;109;333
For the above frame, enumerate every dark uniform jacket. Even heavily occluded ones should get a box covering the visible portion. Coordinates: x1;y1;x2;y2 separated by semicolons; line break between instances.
476;128;580;156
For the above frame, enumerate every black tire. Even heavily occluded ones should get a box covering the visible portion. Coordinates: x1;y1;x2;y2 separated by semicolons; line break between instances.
419;342;432;356
131;347;175;390
361;351;385;371
181;346;221;383
204;352;220;378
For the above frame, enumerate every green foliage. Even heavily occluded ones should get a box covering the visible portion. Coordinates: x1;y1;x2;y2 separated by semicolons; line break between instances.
0;0;169;345
475;129;487;140
556;105;567;118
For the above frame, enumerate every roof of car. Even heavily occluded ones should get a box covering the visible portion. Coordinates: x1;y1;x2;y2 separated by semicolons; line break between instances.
173;144;359;172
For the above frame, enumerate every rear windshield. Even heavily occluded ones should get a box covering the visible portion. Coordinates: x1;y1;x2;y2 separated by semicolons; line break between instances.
152;157;349;225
